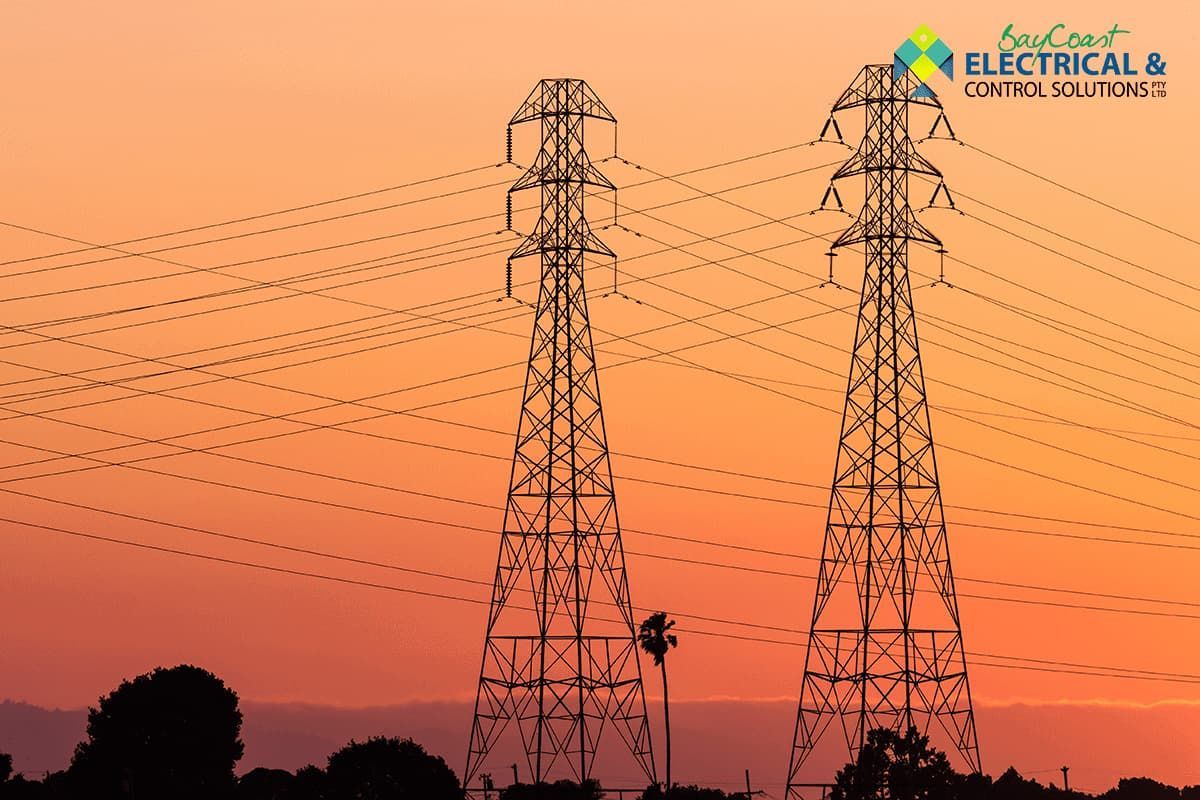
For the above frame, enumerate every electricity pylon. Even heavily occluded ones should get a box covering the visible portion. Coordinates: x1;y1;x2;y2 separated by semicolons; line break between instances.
785;65;980;797
464;79;656;793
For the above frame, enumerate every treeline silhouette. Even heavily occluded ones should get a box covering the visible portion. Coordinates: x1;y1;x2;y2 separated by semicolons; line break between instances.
0;665;1195;800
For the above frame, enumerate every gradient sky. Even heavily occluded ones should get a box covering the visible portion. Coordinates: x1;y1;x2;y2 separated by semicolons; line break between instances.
0;0;1197;792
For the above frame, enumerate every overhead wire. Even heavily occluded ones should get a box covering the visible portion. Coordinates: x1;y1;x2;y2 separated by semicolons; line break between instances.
9;513;1200;686
0;162;512;267
958;140;1200;249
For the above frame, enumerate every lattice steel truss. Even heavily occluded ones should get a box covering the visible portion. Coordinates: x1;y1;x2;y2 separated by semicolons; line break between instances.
785;66;981;796
464;79;656;791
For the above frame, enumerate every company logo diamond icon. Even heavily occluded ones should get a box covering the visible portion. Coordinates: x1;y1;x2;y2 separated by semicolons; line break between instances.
895;24;953;97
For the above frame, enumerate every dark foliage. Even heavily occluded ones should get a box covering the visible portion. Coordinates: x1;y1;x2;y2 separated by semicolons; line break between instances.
1102;780;1190;800
639;784;730;800
237;767;295;799
66;664;244;800
0;677;1197;800
323;736;459;800
500;779;603;800
282;765;327;800
831;727;960;800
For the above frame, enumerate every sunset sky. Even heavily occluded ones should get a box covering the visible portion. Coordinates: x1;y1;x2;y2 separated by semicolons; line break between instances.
0;1;1197;794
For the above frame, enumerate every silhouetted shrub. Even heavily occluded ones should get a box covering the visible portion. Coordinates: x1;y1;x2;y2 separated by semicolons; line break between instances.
639;784;730;800
501;779;603;800
323;737;459;799
831;727;959;800
238;767;295;799
1102;779;1183;800
66;664;244;800
283;765;327;800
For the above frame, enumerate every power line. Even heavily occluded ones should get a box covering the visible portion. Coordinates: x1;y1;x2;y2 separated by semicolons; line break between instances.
961;285;1200;383
0;256;527;407
5;476;1193;629
37;152;1190;506
945;248;1200;367
958;140;1200;249
5;272;1199;554
0;136;811;273
0;295;503;400
0;176;517;286
0;142;835;294
2;161;1200;544
954;207;1200;318
606;210;1200;447
3;294;1199;616
0;235;847;447
622;148;1199;380
10;513;1200;686
609;157;1200;436
596;162;1200;520
623;219;1200;451
9;268;1180;544
0;218;826;402
923;285;1200;400
599;223;1200;513
0;294;843;485
0;162;511;267
14;151;1195;459
0;152;838;345
918;174;1200;299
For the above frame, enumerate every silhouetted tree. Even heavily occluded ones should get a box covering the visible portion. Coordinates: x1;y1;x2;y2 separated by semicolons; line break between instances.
1102;779;1184;800
991;767;1051;800
638;611;678;792
500;779;602;800
66;664;244;800
323;737;458;800
0;776;52;800
0;768;71;800
282;765;326;800
238;767;294;799
830;727;959;800
638;784;729;800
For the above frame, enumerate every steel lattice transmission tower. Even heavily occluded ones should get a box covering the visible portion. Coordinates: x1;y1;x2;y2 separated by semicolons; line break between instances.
785;65;980;796
464;79;656;792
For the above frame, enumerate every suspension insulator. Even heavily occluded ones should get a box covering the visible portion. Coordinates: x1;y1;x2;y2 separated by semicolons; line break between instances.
505;260;513;298
505;193;513;230
505;127;513;163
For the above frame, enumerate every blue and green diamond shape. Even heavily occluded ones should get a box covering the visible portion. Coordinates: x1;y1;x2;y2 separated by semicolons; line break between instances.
894;25;953;96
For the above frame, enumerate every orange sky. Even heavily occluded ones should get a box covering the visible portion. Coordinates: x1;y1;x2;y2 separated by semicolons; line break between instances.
0;0;1197;792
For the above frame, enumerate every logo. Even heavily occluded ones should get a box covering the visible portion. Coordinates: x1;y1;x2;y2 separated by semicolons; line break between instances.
894;25;954;97
961;23;1167;99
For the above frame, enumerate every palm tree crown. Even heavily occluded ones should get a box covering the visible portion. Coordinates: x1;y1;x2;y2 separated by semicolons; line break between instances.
638;612;678;666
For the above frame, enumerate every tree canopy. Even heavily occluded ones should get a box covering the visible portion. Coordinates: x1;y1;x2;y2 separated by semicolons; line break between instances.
67;664;244;800
831;727;965;800
323;736;459;800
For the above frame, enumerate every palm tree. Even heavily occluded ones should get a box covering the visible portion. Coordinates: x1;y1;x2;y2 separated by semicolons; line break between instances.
638;611;678;794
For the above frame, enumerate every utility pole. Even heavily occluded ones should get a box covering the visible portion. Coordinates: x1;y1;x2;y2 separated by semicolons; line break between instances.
785;64;980;797
464;78;656;794
1062;766;1071;792
739;769;765;800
